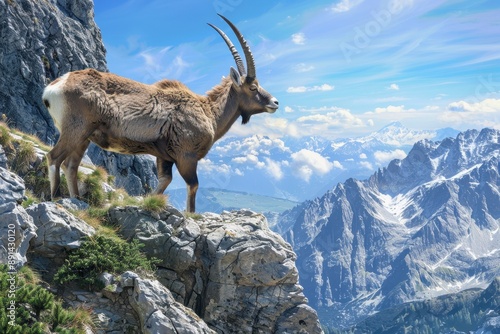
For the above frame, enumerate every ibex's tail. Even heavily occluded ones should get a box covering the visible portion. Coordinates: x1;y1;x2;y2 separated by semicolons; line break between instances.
42;73;69;131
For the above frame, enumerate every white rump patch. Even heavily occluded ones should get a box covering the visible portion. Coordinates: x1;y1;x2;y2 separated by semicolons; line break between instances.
42;73;69;131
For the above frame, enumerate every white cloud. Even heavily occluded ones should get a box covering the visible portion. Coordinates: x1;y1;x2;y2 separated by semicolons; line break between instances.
359;153;368;159
293;63;315;73
359;161;374;170
264;158;284;180
284;106;294;113
331;0;364;13
290;149;339;182
287;84;334;93
297;108;365;130
441;98;500;128
373;105;415;114
374;149;407;165
291;33;306;45
198;159;231;175
388;83;400;91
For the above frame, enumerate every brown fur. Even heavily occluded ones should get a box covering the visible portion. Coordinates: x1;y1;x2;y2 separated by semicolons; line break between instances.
43;68;278;212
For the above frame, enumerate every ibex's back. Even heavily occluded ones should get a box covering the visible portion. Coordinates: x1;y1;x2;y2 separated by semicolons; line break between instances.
42;14;279;212
43;69;214;159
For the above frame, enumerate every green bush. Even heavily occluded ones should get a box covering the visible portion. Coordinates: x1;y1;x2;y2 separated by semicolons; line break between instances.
82;169;106;207
54;235;159;290
141;194;167;212
0;265;92;333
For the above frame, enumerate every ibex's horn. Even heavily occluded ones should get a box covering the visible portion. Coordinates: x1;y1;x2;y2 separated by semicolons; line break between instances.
217;14;256;81
208;23;246;76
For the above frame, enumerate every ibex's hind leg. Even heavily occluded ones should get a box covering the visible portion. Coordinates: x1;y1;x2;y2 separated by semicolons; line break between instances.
176;157;198;213
47;125;93;200
154;158;174;195
61;139;90;197
46;145;70;199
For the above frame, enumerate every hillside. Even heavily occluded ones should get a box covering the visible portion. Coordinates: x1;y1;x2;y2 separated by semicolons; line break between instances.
335;278;500;334
278;128;500;330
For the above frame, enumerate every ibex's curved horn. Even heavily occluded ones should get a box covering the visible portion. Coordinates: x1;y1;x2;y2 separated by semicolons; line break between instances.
217;14;256;81
208;23;246;76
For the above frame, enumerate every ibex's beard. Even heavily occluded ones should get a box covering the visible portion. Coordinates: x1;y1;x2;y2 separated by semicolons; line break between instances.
241;112;251;124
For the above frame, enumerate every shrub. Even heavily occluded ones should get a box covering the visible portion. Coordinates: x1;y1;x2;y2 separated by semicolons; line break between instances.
141;194;167;212
54;235;159;290
82;169;106;207
0;123;12;148
11;140;36;174
0;265;92;333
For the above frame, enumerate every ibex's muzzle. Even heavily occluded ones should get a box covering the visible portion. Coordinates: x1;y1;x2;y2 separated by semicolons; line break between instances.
266;97;279;113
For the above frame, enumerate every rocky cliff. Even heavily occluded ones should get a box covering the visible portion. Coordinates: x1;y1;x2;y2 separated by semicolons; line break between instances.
0;139;323;333
0;0;106;142
0;0;157;195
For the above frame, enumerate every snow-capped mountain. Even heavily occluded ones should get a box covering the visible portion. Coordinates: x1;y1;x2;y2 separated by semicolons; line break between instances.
277;128;500;328
167;122;459;208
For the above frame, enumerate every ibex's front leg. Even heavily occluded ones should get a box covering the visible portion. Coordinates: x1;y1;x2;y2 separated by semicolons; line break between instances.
154;158;174;195
176;156;199;213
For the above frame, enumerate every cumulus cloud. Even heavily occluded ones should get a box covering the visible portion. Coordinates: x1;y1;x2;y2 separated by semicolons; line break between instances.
374;149;407;165
331;0;364;13
441;98;500;128
284;106;294;113
388;83;400;91
287;84;334;93
264;158;284;180
291;33;306;45
296;108;365;130
290;149;341;182
198;159;231;175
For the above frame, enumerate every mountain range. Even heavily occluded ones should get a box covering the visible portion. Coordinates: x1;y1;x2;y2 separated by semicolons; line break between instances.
277;128;500;330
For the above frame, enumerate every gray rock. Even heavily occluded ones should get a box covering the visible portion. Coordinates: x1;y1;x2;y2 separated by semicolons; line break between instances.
0;166;25;204
86;144;158;196
56;197;90;211
108;207;323;333
129;276;215;334
0;0;106;143
27;202;95;258
0;202;37;269
0;146;7;169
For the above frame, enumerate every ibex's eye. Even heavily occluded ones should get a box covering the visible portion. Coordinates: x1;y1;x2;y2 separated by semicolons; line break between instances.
250;85;258;91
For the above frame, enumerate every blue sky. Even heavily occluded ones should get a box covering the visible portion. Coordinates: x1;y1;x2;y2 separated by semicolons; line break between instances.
93;0;500;139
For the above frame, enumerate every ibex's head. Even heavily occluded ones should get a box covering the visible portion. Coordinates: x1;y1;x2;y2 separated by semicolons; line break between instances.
209;14;279;124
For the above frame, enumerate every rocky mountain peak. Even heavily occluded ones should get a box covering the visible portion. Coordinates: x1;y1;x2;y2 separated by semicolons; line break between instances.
278;128;500;329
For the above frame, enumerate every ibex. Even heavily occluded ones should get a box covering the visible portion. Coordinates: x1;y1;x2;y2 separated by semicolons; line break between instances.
42;14;278;212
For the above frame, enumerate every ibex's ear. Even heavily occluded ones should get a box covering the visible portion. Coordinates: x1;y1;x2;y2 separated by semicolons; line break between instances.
229;67;242;86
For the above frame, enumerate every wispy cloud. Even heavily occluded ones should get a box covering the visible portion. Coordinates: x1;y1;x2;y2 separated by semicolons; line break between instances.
293;63;315;73
287;84;334;93
388;83;400;91
330;0;365;13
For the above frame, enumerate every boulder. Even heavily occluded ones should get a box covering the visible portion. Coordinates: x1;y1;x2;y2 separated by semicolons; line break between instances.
0;165;36;269
108;207;323;333
27;202;95;258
